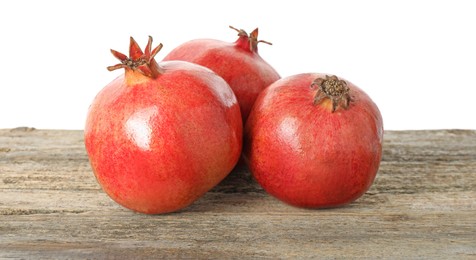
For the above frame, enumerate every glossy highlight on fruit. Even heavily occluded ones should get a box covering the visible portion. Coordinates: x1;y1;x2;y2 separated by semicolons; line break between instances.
85;36;242;214
163;26;281;122
244;73;383;208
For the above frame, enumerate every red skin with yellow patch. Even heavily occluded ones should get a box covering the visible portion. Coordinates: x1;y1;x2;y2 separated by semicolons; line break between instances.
244;73;383;208
163;27;280;122
85;39;242;214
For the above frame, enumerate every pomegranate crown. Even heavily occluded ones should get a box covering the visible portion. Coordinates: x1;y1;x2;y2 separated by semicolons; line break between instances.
229;25;272;52
107;36;164;78
311;75;353;112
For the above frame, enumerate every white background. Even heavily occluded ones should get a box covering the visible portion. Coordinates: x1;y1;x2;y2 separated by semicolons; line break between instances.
0;0;474;130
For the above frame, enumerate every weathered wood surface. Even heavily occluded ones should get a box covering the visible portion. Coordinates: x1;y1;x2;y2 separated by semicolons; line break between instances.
0;128;475;259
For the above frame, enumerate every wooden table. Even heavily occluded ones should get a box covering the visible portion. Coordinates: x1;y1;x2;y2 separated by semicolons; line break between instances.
1;128;475;259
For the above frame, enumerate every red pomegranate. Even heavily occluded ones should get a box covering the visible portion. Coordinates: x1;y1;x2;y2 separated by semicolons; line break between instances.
163;26;281;122
84;36;242;214
244;74;383;208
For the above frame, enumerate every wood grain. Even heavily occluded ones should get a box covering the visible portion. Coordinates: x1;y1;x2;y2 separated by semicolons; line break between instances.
1;128;475;259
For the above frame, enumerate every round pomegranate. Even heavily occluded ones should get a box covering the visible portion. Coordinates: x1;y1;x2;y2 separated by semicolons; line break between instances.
84;36;242;214
244;74;383;208
163;26;281;122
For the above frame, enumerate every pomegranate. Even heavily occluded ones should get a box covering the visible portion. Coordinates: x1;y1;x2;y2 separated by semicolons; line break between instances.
244;74;383;208
163;26;281;122
84;36;242;214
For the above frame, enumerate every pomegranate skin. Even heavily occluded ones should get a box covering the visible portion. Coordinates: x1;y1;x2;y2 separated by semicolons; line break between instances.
85;60;242;214
244;73;383;208
163;28;280;122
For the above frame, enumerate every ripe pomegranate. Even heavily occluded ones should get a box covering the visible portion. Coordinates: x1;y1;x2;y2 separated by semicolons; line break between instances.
163;26;281;122
244;74;383;208
84;36;242;214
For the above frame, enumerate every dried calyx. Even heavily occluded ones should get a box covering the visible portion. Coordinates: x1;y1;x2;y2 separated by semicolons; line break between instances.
229;25;272;52
311;75;352;112
107;36;164;78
